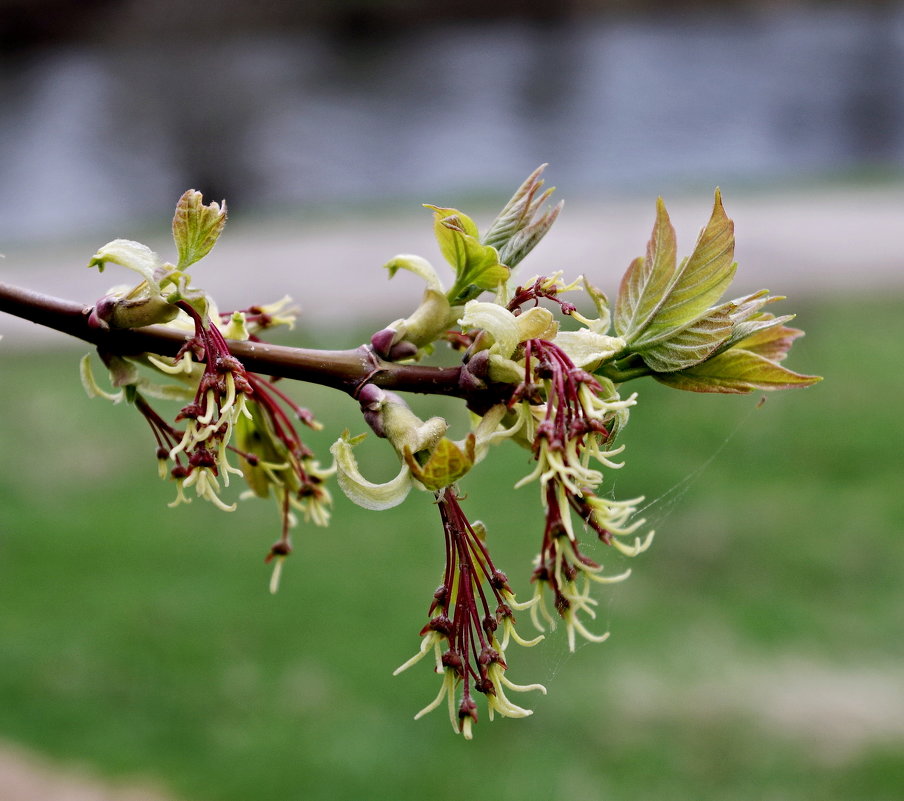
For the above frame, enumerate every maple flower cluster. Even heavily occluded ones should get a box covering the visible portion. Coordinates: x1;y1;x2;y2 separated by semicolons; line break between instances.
81;191;333;587
78;168;819;738
393;489;546;739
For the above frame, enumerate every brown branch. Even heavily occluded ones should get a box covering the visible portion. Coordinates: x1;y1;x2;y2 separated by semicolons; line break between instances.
0;282;466;398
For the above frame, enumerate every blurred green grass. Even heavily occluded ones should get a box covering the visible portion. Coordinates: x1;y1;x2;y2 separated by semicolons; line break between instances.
1;293;902;801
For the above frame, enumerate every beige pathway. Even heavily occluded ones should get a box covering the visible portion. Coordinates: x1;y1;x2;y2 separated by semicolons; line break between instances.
0;741;175;801
2;183;902;348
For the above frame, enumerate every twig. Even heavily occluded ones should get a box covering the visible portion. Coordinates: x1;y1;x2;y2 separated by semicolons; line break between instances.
0;282;466;398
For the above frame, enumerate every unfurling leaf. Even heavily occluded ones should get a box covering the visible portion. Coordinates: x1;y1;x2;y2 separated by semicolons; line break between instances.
88;239;164;286
653;347;821;393
383;254;444;292
497;202;562;270
330;431;414;510
172;189;227;269
404;435;476;491
616;190;737;350
482;164;552;250
427;205;509;302
637;307;733;372
428;205;480;267
732;319;806;363
481;164;563;269
614;197;678;342
717;291;794;352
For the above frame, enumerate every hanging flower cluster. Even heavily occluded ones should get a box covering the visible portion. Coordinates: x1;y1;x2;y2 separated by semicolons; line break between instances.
81;191;333;588
392;489;546;739
77;168;819;737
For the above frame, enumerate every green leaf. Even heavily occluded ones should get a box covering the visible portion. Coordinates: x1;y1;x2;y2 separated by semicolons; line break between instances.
614;191;739;355
172;190;227;269
614;197;678;341
457;241;509;293
717;290;793;352
482;164;552;250
427;205;480;267
653;347;822;393
479;165;563;268
633;190;737;348
426;206;509;301
404;435;475;491
497;201;562;269
734;321;806;363
638;307;733;372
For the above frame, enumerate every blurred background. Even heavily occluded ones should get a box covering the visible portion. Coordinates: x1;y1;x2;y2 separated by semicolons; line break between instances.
1;1;902;800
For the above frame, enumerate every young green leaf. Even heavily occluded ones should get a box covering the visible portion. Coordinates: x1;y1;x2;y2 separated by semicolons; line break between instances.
427;206;509;302
714;290;793;352
427;205;480;269
614;197;678;342
733;321;806;363
653;347;821;393
643;190;735;339
404;435;476;491
625;190;737;350
172;190;227;269
636;307;733;373
482;164;552;251
638;290;793;373
496;201;563;269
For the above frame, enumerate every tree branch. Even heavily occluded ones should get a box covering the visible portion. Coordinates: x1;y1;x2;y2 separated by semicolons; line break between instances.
0;282;467;398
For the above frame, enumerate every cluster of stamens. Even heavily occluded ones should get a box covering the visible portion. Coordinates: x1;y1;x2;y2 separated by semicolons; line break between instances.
511;338;651;649
394;489;545;738
122;302;332;586
143;302;253;511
